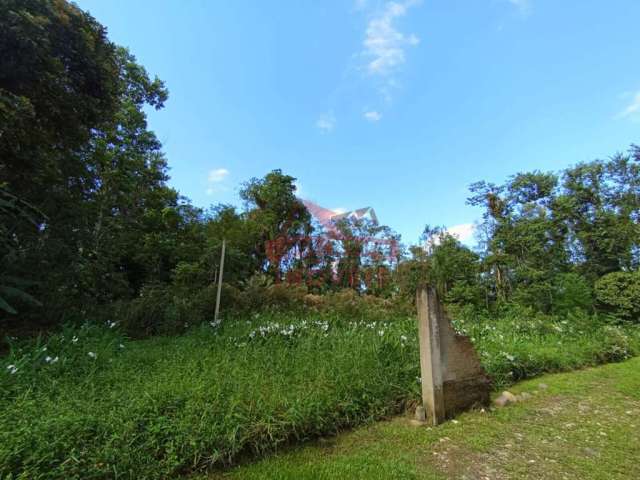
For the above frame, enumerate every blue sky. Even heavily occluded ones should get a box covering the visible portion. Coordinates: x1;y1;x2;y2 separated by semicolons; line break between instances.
76;0;640;245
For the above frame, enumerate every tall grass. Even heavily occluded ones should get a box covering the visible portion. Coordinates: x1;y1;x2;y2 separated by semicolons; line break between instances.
1;309;639;479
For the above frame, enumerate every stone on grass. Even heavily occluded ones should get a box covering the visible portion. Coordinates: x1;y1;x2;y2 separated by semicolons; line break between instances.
494;391;517;407
415;405;427;422
502;391;517;402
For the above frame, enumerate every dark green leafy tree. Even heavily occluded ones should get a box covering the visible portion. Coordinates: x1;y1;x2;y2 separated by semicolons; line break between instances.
0;188;45;314
555;151;640;279
467;146;640;313
0;0;183;326
1;0;120;199
240;170;312;280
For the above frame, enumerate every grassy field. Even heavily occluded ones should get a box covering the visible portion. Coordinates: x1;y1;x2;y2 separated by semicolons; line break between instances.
1;310;639;479
207;357;640;480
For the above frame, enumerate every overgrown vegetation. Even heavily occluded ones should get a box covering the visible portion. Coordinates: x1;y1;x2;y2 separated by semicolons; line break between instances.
1;2;640;478
213;357;640;480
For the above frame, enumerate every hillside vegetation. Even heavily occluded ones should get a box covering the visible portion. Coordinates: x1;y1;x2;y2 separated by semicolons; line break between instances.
2;311;638;478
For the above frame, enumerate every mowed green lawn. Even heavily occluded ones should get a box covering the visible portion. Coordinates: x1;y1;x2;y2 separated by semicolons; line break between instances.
207;357;640;480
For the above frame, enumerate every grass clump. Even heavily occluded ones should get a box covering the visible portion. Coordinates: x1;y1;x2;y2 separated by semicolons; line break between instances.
1;309;639;479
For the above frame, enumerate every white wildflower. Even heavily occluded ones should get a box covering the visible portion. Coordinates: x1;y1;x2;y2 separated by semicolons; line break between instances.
71;336;79;344
378;330;385;337
88;351;97;359
6;364;18;374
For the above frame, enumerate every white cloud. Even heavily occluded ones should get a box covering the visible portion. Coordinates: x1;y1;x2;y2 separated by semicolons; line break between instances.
618;91;640;119
507;0;532;16
364;110;382;122
363;1;420;77
205;168;230;195
446;223;475;243
208;168;229;183
316;112;335;133
424;223;476;250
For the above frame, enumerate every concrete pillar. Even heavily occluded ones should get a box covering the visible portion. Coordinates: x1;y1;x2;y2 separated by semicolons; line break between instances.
417;287;446;425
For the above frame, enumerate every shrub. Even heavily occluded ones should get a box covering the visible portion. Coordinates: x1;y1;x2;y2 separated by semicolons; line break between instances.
595;271;640;321
266;283;307;310
113;284;174;337
597;325;633;362
552;272;593;315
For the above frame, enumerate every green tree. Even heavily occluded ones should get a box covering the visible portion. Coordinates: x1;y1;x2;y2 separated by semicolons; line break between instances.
240;170;312;280
0;1;180;325
1;0;120;199
555;151;640;279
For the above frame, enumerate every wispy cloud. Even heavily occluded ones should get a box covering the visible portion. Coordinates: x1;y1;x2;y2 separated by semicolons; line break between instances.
446;223;475;243
426;223;476;248
618;91;640;119
364;110;382;122
206;168;230;195
507;0;532;16
363;1;420;77
316;112;336;133
208;168;229;183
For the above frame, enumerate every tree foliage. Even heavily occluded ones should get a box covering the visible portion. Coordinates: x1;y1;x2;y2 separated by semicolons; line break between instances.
2;0;640;336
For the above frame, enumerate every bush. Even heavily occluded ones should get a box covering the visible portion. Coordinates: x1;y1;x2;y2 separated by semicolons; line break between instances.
595;271;640;321
597;325;633;362
552;272;593;315
113;284;174;337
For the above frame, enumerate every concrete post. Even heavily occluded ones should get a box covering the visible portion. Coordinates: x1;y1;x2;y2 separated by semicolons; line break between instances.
214;239;226;323
417;287;446;425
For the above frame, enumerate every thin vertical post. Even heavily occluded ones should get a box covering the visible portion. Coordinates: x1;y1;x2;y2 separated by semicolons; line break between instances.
417;286;446;425
214;239;226;323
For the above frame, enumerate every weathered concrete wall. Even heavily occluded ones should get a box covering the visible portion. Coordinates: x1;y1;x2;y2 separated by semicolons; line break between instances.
417;287;491;424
